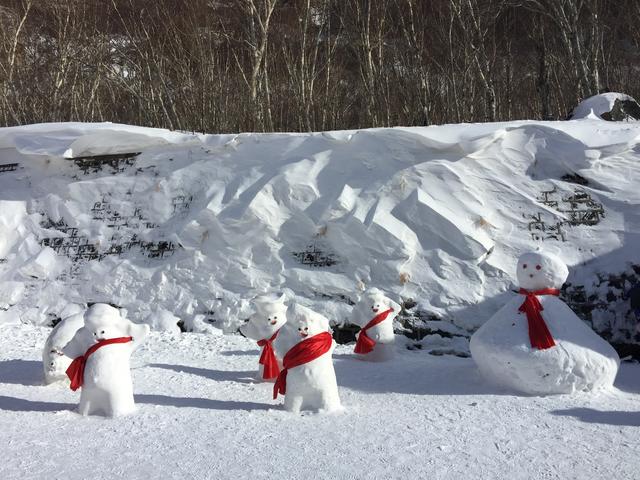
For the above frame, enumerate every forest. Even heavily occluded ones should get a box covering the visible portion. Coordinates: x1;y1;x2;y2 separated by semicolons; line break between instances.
0;0;638;133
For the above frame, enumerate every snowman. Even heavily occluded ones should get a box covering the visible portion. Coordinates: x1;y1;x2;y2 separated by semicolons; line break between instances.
273;304;341;413
470;251;619;395
63;303;150;416
42;306;85;385
239;293;288;381
351;288;400;361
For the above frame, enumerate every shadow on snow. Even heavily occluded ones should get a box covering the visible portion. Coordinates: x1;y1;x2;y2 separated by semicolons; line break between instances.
0;359;43;386
149;363;257;384
332;354;515;396
550;407;640;427
0;395;73;412
135;394;273;412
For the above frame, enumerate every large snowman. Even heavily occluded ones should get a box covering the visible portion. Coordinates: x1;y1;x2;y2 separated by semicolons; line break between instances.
470;251;619;395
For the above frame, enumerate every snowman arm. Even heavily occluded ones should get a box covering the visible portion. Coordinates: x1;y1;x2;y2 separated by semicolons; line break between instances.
62;329;88;358
128;322;150;349
389;299;402;314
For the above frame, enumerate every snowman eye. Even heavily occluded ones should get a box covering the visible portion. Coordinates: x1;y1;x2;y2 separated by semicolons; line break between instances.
101;330;105;334
274;316;277;320
522;264;527;269
535;265;541;270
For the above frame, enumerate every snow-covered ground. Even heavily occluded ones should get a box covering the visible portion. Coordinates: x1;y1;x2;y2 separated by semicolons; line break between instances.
1;117;640;478
1;323;639;480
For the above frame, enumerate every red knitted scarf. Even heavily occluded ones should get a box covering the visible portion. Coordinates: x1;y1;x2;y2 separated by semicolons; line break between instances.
354;308;394;355
257;330;280;380
66;336;133;391
273;331;333;399
518;288;559;350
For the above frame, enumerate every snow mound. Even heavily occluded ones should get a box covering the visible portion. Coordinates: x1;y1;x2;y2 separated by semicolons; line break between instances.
569;92;640;121
0;121;638;347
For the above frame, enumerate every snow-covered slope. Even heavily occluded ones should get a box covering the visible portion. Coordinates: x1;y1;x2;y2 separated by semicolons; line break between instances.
0;120;639;345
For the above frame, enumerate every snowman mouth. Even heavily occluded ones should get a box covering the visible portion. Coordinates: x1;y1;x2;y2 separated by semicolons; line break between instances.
300;332;309;338
270;320;277;325
372;308;379;313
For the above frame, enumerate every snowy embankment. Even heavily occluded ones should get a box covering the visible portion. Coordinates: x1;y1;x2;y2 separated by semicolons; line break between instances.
2;323;640;480
1;120;639;350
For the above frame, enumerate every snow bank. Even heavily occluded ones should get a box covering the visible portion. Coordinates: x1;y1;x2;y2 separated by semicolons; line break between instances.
569;92;640;121
0;121;639;344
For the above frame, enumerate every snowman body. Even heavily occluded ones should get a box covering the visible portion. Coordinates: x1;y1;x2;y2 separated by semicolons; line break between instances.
470;252;619;395
43;312;85;384
279;304;341;413
239;293;288;381
64;304;150;416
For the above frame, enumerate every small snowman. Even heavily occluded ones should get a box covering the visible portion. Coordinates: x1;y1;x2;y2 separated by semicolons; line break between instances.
63;303;150;416
351;288;400;361
42;304;86;385
273;304;341;413
470;251;619;395
239;293;288;381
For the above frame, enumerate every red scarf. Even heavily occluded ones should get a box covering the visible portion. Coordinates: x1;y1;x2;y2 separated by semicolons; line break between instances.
257;330;280;380
66;336;133;391
518;288;559;350
354;308;394;355
273;331;333;400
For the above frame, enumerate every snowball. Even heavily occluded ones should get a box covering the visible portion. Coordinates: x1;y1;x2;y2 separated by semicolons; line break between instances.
516;251;568;291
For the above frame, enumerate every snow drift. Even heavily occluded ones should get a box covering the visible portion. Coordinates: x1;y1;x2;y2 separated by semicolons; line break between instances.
0;120;639;348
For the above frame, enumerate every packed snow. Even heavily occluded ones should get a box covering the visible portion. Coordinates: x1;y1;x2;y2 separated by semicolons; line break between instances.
2;322;640;479
1;118;640;478
570;92;640;121
471;251;620;395
1;119;639;347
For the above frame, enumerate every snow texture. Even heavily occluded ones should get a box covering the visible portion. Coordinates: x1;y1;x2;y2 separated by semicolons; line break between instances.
570;92;639;120
63;304;150;416
281;304;341;413
351;288;400;361
470;251;620;395
1;121;639;345
1;323;640;479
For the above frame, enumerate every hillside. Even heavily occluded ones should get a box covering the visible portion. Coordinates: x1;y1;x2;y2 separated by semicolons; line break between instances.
0;120;639;354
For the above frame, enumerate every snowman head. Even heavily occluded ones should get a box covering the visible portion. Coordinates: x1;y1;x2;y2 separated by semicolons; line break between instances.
84;303;126;342
516;251;568;291
240;293;288;340
360;288;394;315
289;304;330;339
46;350;69;377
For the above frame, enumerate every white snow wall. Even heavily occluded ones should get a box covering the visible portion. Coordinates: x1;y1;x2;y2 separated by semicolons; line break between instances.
0;121;639;341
